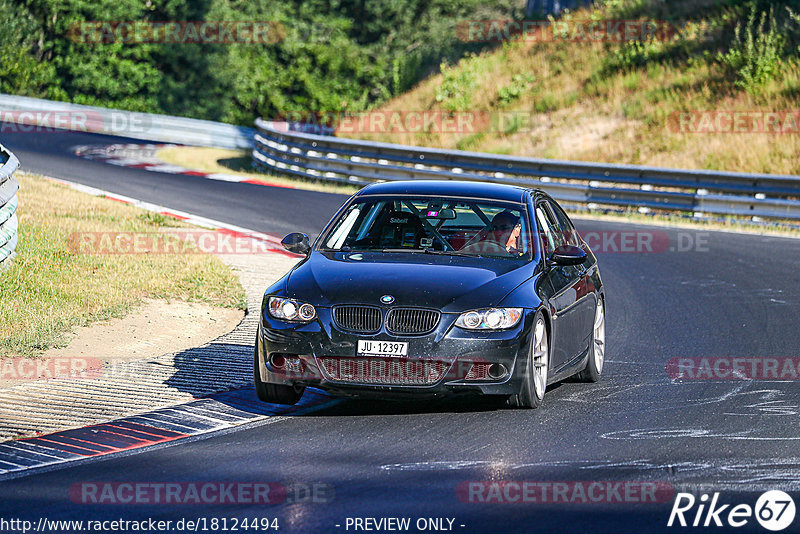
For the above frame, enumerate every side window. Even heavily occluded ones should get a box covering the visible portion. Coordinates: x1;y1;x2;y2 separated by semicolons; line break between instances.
326;203;366;249
547;201;581;247
535;204;564;256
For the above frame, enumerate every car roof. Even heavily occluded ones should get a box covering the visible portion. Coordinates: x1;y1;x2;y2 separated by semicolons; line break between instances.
355;180;532;203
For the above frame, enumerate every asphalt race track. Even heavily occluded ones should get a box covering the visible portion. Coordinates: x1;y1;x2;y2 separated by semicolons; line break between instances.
1;127;799;533
0;129;342;238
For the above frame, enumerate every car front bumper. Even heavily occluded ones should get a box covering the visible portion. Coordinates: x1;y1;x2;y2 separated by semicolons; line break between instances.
256;308;534;399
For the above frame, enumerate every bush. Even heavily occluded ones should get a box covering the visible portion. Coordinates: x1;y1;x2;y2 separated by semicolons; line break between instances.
0;0;56;96
789;8;800;54
0;0;522;125
496;73;535;107
534;92;560;113
604;39;666;73
717;4;785;93
434;59;478;112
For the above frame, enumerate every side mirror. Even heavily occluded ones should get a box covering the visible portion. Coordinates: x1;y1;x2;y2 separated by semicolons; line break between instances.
549;244;586;266
281;232;311;255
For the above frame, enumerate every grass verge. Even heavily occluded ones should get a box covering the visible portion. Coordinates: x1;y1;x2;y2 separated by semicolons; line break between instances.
572;208;800;238
0;172;246;357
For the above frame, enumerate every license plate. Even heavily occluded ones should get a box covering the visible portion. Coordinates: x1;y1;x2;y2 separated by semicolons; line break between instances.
357;340;408;357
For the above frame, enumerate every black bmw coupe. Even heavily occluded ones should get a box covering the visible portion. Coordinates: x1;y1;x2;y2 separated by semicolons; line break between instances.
255;180;605;408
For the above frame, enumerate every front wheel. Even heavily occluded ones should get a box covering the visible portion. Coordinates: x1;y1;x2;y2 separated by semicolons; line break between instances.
576;298;605;383
253;338;305;405
509;312;549;409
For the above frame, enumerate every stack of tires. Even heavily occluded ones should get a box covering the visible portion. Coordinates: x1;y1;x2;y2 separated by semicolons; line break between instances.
0;145;20;268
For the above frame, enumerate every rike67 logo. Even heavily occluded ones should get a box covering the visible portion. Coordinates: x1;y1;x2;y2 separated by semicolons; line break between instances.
668;491;796;531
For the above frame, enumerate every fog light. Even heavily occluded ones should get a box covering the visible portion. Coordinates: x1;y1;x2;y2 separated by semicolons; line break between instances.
285;357;303;373
464;363;490;380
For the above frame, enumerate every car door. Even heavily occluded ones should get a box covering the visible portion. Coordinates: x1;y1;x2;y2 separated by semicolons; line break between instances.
547;200;597;356
535;202;584;371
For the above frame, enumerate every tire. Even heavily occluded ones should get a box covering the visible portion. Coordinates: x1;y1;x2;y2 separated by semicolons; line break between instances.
253;337;305;405
576;297;605;383
508;312;549;409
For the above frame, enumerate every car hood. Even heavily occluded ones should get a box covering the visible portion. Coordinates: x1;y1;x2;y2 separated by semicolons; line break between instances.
284;251;532;312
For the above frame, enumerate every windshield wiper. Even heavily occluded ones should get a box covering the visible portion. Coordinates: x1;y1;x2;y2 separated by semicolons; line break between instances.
379;248;474;256
421;249;477;257
329;248;483;257
424;248;522;258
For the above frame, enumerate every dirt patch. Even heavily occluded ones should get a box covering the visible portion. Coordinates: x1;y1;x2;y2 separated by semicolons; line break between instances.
554;115;629;155
0;299;243;389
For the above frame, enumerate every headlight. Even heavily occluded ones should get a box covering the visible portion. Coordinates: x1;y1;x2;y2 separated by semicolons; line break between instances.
268;297;316;322
455;308;523;330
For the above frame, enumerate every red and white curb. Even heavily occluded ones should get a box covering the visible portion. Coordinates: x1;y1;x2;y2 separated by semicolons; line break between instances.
74;143;296;188
0;173;323;478
44;174;301;258
0;388;335;480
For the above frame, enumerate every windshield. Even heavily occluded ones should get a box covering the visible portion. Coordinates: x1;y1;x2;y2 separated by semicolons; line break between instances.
319;196;531;260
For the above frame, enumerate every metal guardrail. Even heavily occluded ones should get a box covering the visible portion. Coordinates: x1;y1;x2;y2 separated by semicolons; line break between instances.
252;118;800;220
0;144;20;267
0;94;253;149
